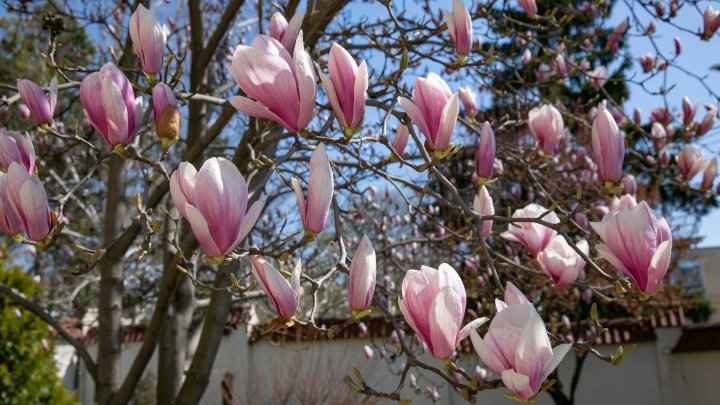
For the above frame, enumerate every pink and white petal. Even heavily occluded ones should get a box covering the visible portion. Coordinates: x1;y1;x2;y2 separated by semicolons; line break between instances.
470;329;508;375
398;97;432;146
294;34;317;130
291;177;307;227
501;370;536;401
230;96;296;132
228;199;266;255
458;317;489;343
542;343;572;382
184;203;222;257
318;69;347;128
428;286;464;359
351;60;369;128
646;240;672;295
101;77;129;146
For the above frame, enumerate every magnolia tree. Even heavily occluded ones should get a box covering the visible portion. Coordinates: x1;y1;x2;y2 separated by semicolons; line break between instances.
0;0;718;403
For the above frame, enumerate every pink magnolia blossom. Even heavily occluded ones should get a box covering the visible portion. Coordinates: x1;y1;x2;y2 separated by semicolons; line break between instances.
674;37;682;55
591;202;672;295
251;256;301;319
587;66;607;90
318;43;368;134
639;53;655;73
443;0;473;56
6;162;53;241
398;73;459;151
392;124;409;156
697;104;717;136
398;263;488;360
170;157;265;257
458;87;478;118
536;63;554;81
500;203;560;257
703;5;720;40
16;77;57;125
349;235;376;312
229;34;316;133
537;236;589;288
622;174;637;195
472;186;494;236
0;173;22;236
0;129;36;173
521;49;532;65
291;143;334;234
592;104;625;183
554;54;567;78
682;96;700;124
651;122;667;151
470;282;572;400
80;63;143;147
608;20;628;53
702;156;717;190
528;104;564;155
398;73;459;152
676;145;706;181
129;4;167;74
517;0;538;17
269;10;305;52
475;121;495;179
151;82;178;124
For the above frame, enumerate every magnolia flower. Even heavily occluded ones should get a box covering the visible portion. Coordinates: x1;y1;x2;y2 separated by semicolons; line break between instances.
392;124;410;156
16;77;57;125
398;263;488;360
251;256;301;319
443;0;473;56
528;104;564;155
349;235;376;312
458;87;478;118
398;73;459;152
318;43;368;135
676;145;706;181
291;143;334;234
651;122;667;151
0;173;22;236
682;97;699;124
472;186;494;236
554;54;567;78
268;10;305;52
170;157;264;257
697;104;717;137
517;0;538;17
591;202;672;295
475;122;495;179
80;63;143;147
622;174;637;195
703;5;720;40
633;107;642;126
500;203;560;257
6;162;54;241
536;63;554;81
229;34;316;133
592;104;625;183
702;156;717;190
129;4;168;74
587;66;607;90
0;129;36;173
521;49;532;65
674;37;682;55
470;282;572;400
537;236;589;288
639;53;655;73
151;83;180;140
608;20;628;53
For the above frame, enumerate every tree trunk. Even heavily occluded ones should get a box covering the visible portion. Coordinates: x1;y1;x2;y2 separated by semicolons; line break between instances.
174;262;236;404
96;154;127;404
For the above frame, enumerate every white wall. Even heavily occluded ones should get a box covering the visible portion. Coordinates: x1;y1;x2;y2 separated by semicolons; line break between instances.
73;326;719;404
